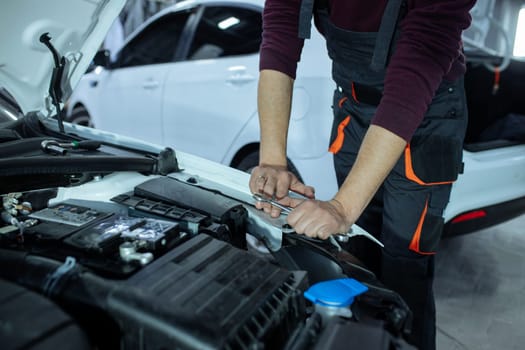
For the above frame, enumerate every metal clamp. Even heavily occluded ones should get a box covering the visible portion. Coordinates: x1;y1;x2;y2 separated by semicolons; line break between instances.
41;139;101;155
41;140;67;155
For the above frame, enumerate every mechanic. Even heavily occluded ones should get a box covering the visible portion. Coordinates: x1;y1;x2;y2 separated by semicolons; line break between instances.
248;1;476;349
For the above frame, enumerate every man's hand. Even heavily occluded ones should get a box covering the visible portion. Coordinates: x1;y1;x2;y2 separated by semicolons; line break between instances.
286;198;353;239
249;164;315;217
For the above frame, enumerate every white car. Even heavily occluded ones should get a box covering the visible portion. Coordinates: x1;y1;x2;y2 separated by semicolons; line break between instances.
66;0;525;237
0;1;417;348
67;0;337;194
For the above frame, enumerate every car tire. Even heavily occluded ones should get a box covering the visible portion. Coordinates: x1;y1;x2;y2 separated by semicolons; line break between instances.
68;105;93;127
236;150;304;182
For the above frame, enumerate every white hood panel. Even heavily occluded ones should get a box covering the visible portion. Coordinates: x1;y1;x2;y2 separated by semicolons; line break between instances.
0;0;126;116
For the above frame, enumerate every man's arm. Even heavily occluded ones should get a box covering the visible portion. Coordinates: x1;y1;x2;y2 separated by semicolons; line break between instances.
287;125;406;238
250;0;314;216
335;125;407;225
372;0;476;141
249;69;315;217
257;69;292;170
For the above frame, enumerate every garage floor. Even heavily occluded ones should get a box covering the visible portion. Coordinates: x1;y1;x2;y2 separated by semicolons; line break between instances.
435;214;525;350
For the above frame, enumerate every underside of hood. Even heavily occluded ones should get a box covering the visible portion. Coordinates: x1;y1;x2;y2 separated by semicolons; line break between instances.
0;0;126;117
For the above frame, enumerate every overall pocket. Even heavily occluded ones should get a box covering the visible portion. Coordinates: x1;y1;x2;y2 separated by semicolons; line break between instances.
403;77;467;185
408;183;452;254
404;134;463;185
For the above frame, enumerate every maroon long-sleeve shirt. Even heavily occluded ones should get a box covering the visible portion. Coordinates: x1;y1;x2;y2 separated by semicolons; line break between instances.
259;0;476;141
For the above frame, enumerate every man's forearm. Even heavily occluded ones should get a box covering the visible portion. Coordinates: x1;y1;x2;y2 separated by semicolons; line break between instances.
334;124;407;225
258;69;294;166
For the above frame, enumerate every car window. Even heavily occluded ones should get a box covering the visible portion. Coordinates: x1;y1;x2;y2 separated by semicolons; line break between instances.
188;6;262;60
118;11;190;68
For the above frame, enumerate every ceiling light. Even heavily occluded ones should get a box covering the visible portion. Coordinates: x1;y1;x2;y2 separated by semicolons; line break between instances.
218;17;240;30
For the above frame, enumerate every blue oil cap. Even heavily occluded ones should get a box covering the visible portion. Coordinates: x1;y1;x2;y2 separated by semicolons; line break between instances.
304;278;368;307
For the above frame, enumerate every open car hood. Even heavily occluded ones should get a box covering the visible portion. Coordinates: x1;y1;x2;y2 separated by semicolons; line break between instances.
0;0;126;117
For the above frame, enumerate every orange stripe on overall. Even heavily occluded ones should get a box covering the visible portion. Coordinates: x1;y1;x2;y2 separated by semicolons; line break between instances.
329;115;351;154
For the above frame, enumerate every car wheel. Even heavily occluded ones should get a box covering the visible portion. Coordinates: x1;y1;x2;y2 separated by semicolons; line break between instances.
236;150;304;182
68;105;94;127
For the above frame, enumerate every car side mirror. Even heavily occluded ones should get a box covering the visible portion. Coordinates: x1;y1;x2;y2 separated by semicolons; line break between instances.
93;49;111;69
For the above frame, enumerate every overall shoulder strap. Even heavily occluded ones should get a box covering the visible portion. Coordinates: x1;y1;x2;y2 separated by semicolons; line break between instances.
298;0;315;39
370;0;407;71
298;0;329;39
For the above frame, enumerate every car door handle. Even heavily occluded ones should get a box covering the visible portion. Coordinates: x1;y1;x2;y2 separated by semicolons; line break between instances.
142;80;160;89
226;73;255;85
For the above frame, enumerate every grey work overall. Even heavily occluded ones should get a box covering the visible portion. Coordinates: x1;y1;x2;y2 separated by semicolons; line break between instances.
299;1;468;349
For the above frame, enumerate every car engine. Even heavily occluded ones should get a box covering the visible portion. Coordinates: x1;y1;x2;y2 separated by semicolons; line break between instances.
0;121;415;349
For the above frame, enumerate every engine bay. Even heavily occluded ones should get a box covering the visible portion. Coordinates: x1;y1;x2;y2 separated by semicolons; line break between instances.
1;171;417;349
0;118;415;349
